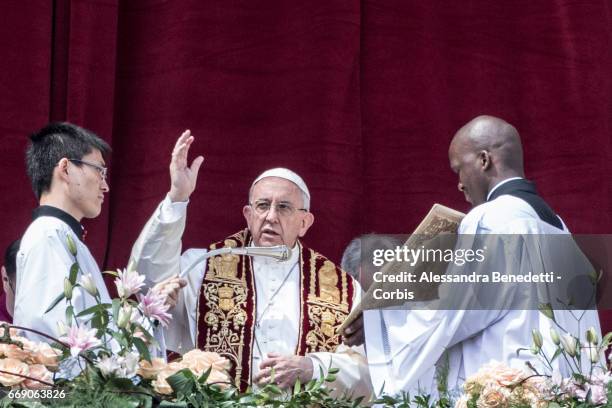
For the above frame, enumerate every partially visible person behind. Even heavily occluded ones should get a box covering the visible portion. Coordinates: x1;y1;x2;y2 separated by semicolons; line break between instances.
340;234;401;348
14;123;116;343
341;234;401;289
1;239;20;319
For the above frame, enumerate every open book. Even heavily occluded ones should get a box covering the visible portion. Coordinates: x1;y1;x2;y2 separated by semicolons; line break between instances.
338;203;465;333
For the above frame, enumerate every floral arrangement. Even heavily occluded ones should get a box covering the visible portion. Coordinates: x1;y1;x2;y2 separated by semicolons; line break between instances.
0;324;61;389
454;361;549;408
0;235;355;407
138;349;231;395
454;305;612;408
2;234;611;407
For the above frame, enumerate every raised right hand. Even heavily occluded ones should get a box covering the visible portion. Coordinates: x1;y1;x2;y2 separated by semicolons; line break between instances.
168;130;204;202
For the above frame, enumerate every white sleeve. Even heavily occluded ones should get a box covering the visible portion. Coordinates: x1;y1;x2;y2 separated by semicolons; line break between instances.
162;248;208;353
363;233;523;396
129;196;188;287
129;197;208;354
306;279;373;399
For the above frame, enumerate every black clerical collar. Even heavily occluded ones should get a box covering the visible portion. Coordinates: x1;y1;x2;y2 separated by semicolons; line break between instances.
33;206;84;241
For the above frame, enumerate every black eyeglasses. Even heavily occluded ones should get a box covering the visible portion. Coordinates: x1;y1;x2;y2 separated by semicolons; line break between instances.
68;159;108;180
250;200;307;217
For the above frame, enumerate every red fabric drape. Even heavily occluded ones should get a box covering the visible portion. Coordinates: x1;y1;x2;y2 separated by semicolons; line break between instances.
0;0;610;327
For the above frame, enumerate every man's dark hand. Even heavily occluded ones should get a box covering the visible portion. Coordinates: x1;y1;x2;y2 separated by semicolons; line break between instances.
342;312;364;347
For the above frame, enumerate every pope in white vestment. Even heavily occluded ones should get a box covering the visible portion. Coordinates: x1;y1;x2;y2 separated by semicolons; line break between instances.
130;163;372;396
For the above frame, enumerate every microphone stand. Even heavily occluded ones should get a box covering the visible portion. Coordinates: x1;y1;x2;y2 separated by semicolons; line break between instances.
179;245;291;278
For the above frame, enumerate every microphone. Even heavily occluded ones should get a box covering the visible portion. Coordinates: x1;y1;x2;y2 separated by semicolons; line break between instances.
179;245;292;278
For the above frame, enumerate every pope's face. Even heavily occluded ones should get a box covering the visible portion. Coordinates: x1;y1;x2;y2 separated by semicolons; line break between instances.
243;177;314;247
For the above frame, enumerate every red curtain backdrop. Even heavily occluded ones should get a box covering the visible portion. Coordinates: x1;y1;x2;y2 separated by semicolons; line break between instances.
1;0;611;327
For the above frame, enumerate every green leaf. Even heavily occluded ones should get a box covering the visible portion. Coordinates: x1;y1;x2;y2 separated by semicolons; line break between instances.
158;402;189;407
112;298;120;321
65;305;74;324
601;332;612;347
134;323;156;342
264;383;282;395
167;368;197;396
573;373;587;383
133;336;151;363
76;303;110;317
550;347;563;363
516;347;529;356
44;292;65;314
69;262;79;285
109;331;128;348
293;377;301;394
325;374;336;383
66;234;77;256
538;303;555;321
102;269;120;278
197;366;212;384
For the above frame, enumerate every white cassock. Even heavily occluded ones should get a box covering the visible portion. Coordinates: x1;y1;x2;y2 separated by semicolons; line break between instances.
363;192;602;396
130;196;372;397
14;214;112;342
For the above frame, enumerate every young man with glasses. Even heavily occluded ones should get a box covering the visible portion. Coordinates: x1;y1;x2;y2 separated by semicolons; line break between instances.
13;122;115;342
130;131;372;397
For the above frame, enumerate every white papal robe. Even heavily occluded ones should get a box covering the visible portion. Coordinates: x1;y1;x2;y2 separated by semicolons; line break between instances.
129;196;372;397
363;192;602;396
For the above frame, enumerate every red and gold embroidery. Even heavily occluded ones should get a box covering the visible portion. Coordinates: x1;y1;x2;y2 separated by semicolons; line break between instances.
196;230;354;391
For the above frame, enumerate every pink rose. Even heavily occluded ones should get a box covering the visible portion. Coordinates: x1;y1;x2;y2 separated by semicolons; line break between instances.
181;349;231;375
137;358;167;380
152;368;177;395
23;364;53;389
481;361;526;387
0;340;33;362
31;342;61;370
0;358;29;386
477;384;510;408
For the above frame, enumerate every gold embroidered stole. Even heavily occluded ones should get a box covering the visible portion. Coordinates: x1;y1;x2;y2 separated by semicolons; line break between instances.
196;229;355;391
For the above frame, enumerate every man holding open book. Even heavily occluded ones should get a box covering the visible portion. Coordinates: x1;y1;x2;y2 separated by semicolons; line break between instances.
354;115;602;396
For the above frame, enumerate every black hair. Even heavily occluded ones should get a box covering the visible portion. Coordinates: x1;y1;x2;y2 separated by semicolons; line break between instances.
3;239;20;284
25;122;111;199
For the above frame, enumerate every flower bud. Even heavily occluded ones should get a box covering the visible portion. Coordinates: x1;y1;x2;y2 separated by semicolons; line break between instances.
117;305;133;329
602;332;612;348
530;344;540;355
550;327;561;346
538;303;555;321
66;234;77;257
586;327;598;345
79;273;98;297
64;278;73;300
586;343;600;364
560;334;578;357
56;321;68;337
532;329;543;349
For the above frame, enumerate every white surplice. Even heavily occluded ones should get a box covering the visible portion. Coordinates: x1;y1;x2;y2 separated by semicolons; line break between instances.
14;215;112;342
130;196;372;397
363;193;602;396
